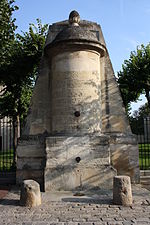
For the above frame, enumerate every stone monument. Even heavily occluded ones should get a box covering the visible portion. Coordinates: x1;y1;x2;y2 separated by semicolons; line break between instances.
16;11;140;191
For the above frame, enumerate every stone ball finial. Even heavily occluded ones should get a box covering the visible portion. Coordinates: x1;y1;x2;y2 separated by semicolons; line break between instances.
69;10;80;26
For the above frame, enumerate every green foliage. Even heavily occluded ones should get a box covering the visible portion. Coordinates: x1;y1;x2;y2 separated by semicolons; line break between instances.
117;43;150;111
0;0;18;66
0;1;48;127
0;149;14;172
139;143;150;170
129;103;150;134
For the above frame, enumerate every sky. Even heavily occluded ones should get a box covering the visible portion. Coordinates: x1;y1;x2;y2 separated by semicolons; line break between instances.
14;0;150;112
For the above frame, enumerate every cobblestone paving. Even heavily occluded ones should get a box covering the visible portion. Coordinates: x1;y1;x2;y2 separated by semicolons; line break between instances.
0;185;150;225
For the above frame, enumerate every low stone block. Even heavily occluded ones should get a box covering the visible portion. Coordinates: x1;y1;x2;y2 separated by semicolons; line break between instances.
45;165;116;191
20;179;41;207
113;175;132;206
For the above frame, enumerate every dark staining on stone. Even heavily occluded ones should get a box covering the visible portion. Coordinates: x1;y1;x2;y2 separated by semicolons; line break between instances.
76;125;80;130
76;156;81;163
74;111;80;117
53;24;99;44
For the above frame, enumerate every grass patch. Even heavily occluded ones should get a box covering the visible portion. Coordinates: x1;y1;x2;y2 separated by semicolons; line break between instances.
0;149;15;171
139;143;150;170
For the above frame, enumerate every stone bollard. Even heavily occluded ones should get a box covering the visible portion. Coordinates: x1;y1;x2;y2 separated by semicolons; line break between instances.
20;180;41;207
113;175;132;206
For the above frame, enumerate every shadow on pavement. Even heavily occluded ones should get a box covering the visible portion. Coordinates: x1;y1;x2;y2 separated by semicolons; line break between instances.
62;197;112;204
0;198;19;206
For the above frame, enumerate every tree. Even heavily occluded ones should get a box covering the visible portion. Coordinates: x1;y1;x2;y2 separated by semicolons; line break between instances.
129;103;150;134
117;43;150;110
0;0;18;66
0;16;48;149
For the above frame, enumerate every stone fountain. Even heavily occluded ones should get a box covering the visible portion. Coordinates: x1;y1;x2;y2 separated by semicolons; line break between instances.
16;11;139;191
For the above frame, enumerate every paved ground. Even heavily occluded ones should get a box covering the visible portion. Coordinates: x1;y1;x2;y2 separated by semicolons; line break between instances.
0;184;150;225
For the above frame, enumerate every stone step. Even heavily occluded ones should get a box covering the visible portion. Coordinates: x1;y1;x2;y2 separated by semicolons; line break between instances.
140;176;150;185
140;170;150;176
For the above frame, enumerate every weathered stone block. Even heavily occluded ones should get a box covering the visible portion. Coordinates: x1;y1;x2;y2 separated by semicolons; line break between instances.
110;135;140;184
110;134;138;144
113;176;132;206
20;180;41;207
45;134;116;191
17;145;44;158
45;165;116;191
17;158;44;170
46;135;110;168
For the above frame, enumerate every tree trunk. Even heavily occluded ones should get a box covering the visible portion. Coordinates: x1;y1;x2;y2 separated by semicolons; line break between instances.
145;89;150;110
12;115;20;151
12;115;20;169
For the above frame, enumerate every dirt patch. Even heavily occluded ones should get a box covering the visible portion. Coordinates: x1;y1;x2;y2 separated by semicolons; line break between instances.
0;186;9;200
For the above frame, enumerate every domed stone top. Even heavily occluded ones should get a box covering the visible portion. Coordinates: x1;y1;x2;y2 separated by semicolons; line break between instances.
69;10;80;26
45;11;103;50
53;25;99;44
